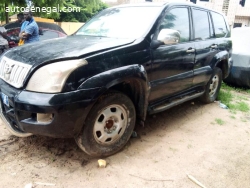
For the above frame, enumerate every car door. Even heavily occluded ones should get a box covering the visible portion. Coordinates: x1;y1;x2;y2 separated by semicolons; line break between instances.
149;6;195;102
191;8;218;86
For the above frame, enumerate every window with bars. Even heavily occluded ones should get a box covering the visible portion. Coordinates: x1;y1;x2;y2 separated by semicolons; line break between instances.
222;0;230;16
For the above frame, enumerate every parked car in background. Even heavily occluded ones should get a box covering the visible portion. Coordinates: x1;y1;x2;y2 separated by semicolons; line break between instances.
0;26;9;55
0;2;232;157
3;22;67;48
224;27;250;88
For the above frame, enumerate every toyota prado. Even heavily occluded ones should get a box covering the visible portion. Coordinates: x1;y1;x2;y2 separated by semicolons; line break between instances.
0;2;232;157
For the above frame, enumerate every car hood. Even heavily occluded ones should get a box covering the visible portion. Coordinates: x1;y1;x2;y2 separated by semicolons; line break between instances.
4;35;135;66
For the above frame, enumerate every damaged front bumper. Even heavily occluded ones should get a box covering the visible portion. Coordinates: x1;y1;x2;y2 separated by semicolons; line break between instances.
0;80;100;138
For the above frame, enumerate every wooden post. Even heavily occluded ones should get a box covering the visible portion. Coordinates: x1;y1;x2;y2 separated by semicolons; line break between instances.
5;2;9;24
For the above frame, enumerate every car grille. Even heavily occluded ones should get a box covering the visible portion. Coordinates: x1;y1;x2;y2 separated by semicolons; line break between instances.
0;56;31;88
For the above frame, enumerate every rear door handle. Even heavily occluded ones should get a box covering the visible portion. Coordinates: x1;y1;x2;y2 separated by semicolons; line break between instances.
210;44;218;49
186;48;195;53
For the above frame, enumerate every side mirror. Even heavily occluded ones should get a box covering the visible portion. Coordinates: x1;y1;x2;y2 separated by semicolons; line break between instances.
157;29;180;45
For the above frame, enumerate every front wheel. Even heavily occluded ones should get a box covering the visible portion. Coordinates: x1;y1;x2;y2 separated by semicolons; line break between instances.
75;92;136;157
200;67;222;103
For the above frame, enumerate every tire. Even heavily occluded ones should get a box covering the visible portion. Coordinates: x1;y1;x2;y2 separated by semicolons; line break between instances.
200;67;222;103
75;92;136;157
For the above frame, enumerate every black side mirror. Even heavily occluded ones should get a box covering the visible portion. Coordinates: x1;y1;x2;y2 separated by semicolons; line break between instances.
150;40;164;49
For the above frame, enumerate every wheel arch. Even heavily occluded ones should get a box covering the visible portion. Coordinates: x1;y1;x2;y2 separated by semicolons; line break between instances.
213;51;229;79
105;78;149;123
74;64;150;135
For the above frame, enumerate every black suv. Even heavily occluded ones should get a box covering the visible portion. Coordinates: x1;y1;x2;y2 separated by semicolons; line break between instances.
0;2;232;157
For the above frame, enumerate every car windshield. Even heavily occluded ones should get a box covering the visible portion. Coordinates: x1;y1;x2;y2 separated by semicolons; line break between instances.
76;6;161;39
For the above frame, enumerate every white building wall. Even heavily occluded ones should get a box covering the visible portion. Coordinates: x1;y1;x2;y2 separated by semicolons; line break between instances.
236;0;250;17
234;17;250;26
225;0;237;26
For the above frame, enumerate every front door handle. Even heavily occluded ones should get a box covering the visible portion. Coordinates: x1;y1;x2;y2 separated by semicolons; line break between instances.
210;44;218;49
186;48;195;53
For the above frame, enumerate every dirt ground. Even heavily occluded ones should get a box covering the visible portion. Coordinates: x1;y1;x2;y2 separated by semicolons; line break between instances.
0;91;250;188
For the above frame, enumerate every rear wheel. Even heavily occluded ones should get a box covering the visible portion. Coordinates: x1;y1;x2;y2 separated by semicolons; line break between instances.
200;67;222;103
75;92;136;157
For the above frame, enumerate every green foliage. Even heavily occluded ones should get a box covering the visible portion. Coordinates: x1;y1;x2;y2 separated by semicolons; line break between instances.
221;82;233;91
229;102;250;112
221;82;250;94
0;0;108;23
236;95;248;101
31;0;67;19
215;118;225;125
218;89;233;107
218;82;250;112
230;115;236;119
0;0;26;22
56;0;108;22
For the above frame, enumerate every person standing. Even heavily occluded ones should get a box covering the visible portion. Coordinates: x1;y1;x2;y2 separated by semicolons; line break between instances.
17;13;28;32
19;9;39;44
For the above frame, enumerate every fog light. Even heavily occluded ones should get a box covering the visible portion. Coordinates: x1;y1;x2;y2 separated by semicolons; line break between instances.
37;113;53;123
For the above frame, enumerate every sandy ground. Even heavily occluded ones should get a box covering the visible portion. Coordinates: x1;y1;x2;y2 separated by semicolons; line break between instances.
0;92;250;188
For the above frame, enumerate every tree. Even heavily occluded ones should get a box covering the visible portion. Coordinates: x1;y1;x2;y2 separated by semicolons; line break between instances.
30;0;107;21
0;0;65;23
0;0;26;23
0;0;107;24
56;0;108;22
28;0;65;19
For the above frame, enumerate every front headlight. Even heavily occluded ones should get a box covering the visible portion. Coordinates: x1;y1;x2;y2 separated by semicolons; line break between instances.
26;59;88;93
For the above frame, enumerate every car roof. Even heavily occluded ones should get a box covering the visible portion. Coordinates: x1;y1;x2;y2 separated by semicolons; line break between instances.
110;2;213;11
6;27;67;35
36;22;66;34
113;2;168;8
3;21;67;34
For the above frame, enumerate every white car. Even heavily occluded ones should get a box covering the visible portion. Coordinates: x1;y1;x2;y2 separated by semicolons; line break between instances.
224;27;250;88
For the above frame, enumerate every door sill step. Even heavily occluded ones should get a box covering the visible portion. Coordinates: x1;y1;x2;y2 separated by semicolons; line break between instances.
150;92;204;114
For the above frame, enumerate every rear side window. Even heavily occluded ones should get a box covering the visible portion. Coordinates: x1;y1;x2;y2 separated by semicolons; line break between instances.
211;12;228;38
192;9;210;40
160;7;190;42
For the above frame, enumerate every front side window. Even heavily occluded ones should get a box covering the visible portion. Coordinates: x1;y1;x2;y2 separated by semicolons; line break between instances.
211;12;228;38
192;9;210;40
159;7;190;43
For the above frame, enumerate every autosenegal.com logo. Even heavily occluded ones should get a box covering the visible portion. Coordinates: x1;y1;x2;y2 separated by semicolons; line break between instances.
5;5;81;14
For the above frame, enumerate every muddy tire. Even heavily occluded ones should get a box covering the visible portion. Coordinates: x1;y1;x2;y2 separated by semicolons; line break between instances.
200;67;222;103
75;92;136;157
